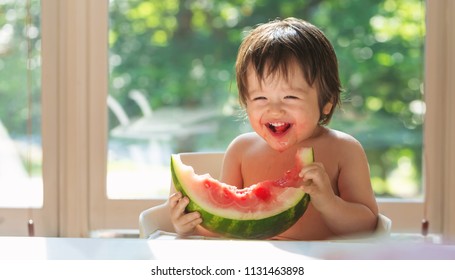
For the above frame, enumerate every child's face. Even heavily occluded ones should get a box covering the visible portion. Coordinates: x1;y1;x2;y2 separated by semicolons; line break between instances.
245;61;332;152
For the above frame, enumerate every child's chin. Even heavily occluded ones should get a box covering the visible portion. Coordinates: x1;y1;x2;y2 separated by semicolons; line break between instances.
269;140;291;152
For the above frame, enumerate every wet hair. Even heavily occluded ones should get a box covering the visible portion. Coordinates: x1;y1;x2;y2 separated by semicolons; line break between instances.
235;17;342;125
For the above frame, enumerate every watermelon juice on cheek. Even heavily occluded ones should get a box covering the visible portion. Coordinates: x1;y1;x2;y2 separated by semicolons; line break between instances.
263;134;291;152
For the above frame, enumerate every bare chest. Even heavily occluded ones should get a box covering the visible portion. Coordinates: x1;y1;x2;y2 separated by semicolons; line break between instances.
241;151;340;192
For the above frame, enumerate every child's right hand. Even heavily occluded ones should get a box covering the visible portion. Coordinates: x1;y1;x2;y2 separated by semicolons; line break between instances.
169;192;202;236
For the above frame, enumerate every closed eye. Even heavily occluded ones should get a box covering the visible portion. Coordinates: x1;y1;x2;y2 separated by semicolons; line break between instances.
284;95;299;100
251;96;267;101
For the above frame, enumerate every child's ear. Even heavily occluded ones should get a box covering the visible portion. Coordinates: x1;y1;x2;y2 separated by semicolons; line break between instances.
322;102;333;115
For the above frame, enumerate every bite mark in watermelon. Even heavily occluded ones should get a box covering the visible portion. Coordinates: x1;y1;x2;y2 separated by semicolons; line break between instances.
171;147;314;239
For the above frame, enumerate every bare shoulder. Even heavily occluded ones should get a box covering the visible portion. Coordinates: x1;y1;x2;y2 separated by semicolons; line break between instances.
225;132;262;153
224;132;265;164
313;128;367;164
326;128;360;143
230;132;261;144
325;128;364;151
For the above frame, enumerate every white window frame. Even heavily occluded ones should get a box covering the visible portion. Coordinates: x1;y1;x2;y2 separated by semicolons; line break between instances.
3;0;454;240
0;0;60;237
423;0;455;242
41;0;159;236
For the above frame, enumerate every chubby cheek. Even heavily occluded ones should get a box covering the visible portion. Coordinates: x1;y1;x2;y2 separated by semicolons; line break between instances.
246;110;261;127
250;119;266;137
293;121;315;140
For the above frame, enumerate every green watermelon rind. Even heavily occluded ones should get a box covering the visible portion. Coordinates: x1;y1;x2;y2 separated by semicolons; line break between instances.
170;148;313;239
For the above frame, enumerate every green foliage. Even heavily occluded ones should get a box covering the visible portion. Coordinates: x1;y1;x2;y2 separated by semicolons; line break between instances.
0;0;425;198
0;0;41;137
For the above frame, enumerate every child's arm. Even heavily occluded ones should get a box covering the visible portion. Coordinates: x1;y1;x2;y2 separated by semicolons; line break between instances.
219;150;243;188
299;140;378;236
219;133;255;188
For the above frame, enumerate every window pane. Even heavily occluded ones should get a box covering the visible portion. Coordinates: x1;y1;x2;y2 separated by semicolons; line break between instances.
107;0;424;200
327;0;425;199
0;0;42;208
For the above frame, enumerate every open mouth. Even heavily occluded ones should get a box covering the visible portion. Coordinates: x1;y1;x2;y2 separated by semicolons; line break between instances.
267;122;291;135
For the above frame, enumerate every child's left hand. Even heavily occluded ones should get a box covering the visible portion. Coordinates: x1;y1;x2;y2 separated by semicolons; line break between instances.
299;162;337;213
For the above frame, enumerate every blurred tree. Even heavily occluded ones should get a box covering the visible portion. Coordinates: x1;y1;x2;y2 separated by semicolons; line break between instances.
107;0;424;198
0;0;425;197
0;0;41;137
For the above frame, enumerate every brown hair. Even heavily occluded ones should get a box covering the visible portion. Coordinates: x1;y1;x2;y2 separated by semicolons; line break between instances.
235;17;342;125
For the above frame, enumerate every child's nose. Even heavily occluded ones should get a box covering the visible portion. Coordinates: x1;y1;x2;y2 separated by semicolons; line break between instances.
267;101;285;115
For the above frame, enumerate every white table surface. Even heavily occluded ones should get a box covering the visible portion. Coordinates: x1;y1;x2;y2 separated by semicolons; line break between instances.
1;234;454;260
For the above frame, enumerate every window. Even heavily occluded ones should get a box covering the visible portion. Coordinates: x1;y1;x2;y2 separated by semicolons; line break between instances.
102;0;426;234
0;0;59;237
0;0;43;208
106;0;425;201
3;0;455;239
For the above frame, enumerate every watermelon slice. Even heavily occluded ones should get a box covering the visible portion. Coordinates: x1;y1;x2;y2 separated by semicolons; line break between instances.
171;147;313;239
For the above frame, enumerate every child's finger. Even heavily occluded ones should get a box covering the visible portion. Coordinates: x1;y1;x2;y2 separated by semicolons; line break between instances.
174;213;202;235
180;212;202;226
171;197;188;219
169;192;182;208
